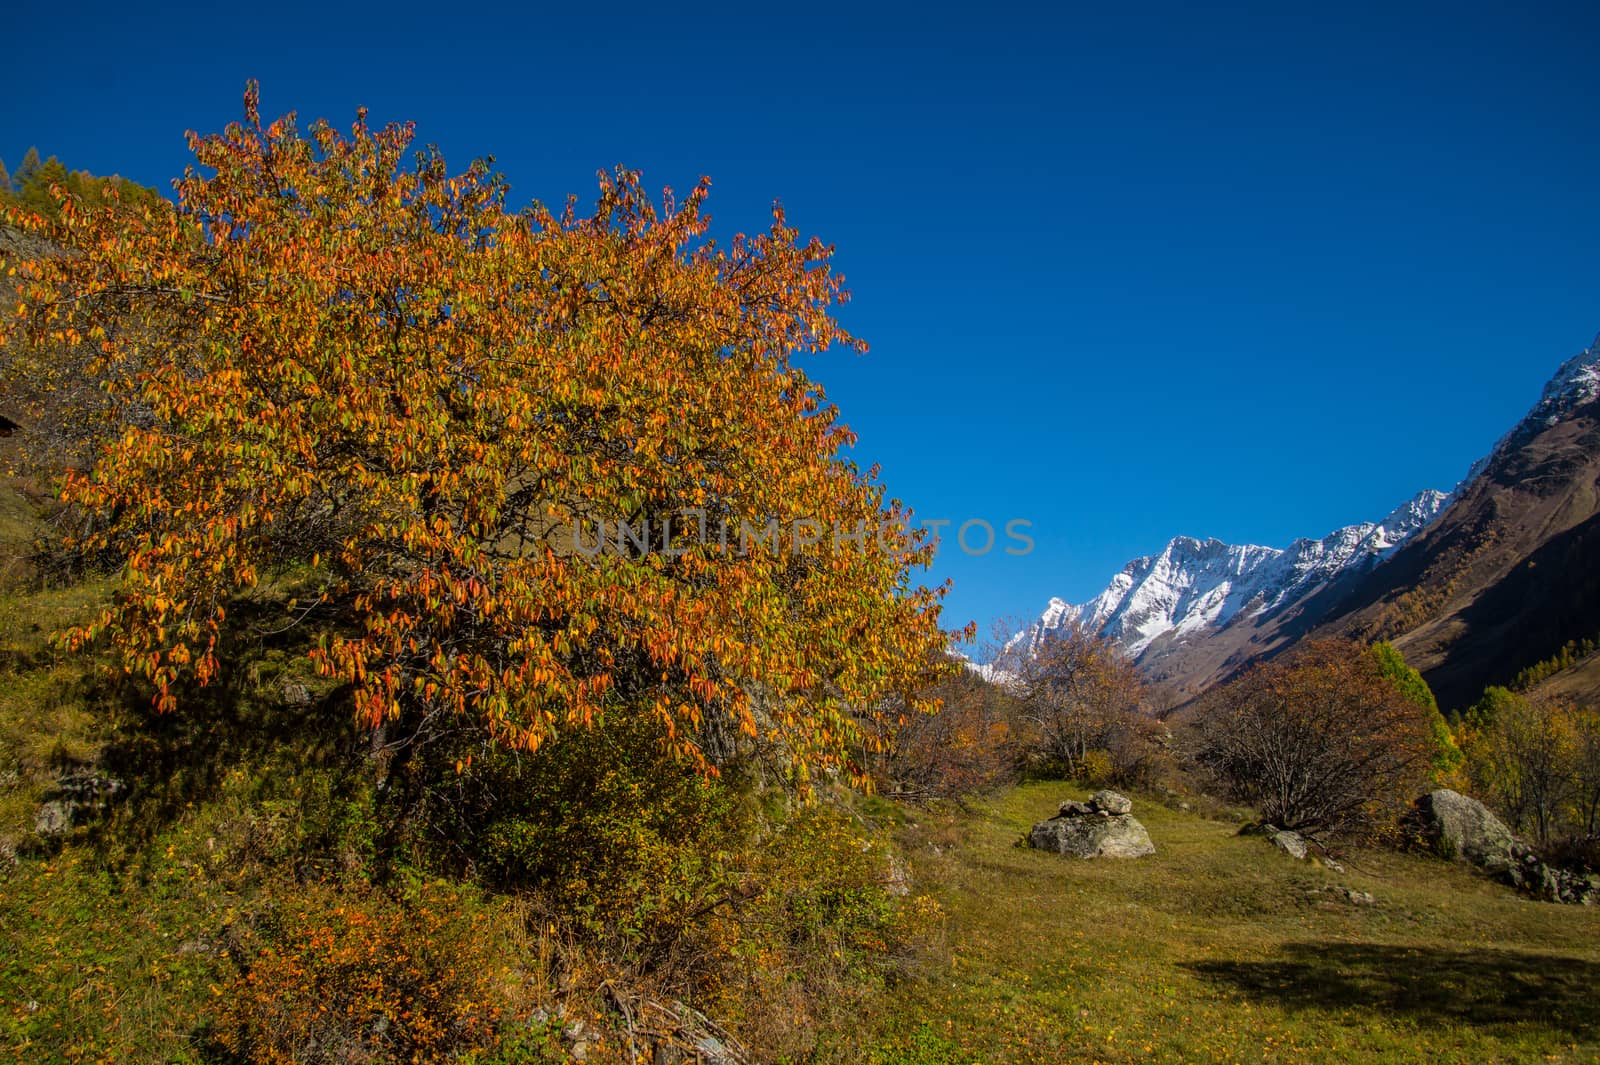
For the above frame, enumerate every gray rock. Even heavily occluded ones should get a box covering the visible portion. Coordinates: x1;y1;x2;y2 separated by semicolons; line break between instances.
34;799;74;836
1268;829;1308;861
1408;789;1515;872
1409;791;1600;905
1057;800;1093;818
1239;822;1309;861
1029;802;1155;859
35;771;127;839
1088;790;1133;816
885;853;911;897
694;1035;734;1064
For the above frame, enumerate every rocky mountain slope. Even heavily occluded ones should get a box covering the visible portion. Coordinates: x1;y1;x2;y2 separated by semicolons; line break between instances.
998;333;1600;710
1315;334;1600;711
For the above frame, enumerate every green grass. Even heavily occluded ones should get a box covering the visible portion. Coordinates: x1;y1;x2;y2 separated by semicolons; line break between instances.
873;783;1600;1064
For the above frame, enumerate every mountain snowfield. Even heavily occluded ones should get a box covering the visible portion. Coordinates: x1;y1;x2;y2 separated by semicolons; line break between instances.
988;332;1600;683
995;488;1451;668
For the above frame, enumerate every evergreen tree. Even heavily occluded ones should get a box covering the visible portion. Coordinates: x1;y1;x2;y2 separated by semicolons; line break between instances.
0;157;11;197
17;156;70;214
12;147;41;191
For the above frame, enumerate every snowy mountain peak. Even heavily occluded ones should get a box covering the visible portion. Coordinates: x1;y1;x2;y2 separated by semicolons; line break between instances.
1532;333;1600;428
997;489;1451;669
1468;335;1600;483
981;331;1598;697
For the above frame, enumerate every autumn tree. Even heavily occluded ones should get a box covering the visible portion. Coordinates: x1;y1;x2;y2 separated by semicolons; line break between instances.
1014;621;1155;783
0;84;956;788
1459;688;1586;846
1189;639;1434;839
869;662;1019;800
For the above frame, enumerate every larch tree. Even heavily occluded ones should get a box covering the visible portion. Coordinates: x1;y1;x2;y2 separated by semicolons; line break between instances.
1369;640;1462;781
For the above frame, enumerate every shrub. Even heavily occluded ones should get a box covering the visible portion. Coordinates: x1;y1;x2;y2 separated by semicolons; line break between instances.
686;803;945;1060
1077;748;1113;786
402;713;743;954
871;668;1019;800
212;882;537;1064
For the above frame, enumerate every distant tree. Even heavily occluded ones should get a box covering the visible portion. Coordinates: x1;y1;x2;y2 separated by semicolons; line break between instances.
1015;621;1156;783
1190;639;1434;839
871;664;1019;800
1;84;957;786
12;146;40;191
2;151;162;220
1369;641;1462;780
0;157;11;197
15;155;70;215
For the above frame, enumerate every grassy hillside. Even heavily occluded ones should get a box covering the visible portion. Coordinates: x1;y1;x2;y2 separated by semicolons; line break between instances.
873;783;1600;1065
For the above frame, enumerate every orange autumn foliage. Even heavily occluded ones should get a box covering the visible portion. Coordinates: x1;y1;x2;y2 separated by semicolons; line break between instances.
1;83;956;782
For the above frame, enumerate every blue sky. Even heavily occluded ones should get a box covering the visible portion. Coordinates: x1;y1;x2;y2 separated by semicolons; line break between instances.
4;2;1597;643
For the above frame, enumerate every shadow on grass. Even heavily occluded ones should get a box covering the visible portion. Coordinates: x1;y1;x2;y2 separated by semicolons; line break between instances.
65;594;370;864
1186;942;1600;1040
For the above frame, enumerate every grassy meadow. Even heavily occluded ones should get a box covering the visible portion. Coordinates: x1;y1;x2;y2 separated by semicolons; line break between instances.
869;783;1600;1065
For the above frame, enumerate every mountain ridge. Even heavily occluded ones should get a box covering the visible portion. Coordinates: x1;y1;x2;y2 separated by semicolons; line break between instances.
993;332;1600;707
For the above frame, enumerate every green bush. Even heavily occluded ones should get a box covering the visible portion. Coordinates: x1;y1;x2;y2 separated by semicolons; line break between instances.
1076;748;1113;786
414;714;744;949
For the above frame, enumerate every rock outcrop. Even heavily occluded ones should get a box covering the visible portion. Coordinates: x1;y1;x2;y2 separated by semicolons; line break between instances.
1406;789;1515;871
1239;822;1310;861
1407;789;1598;905
1029;790;1155;859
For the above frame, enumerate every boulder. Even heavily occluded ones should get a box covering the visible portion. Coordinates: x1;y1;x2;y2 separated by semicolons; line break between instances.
1240;822;1309;861
1408;789;1515;872
34;800;73;837
1408;790;1599;904
1268;829;1308;861
1088;790;1133;816
1030;794;1154;859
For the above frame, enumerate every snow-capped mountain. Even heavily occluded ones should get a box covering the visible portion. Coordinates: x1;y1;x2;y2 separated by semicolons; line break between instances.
1465;333;1600;483
1314;332;1600;710
990;331;1600;707
1521;333;1600;430
998;488;1451;669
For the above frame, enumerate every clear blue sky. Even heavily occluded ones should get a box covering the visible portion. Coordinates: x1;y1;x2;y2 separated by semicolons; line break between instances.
4;2;1597;643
